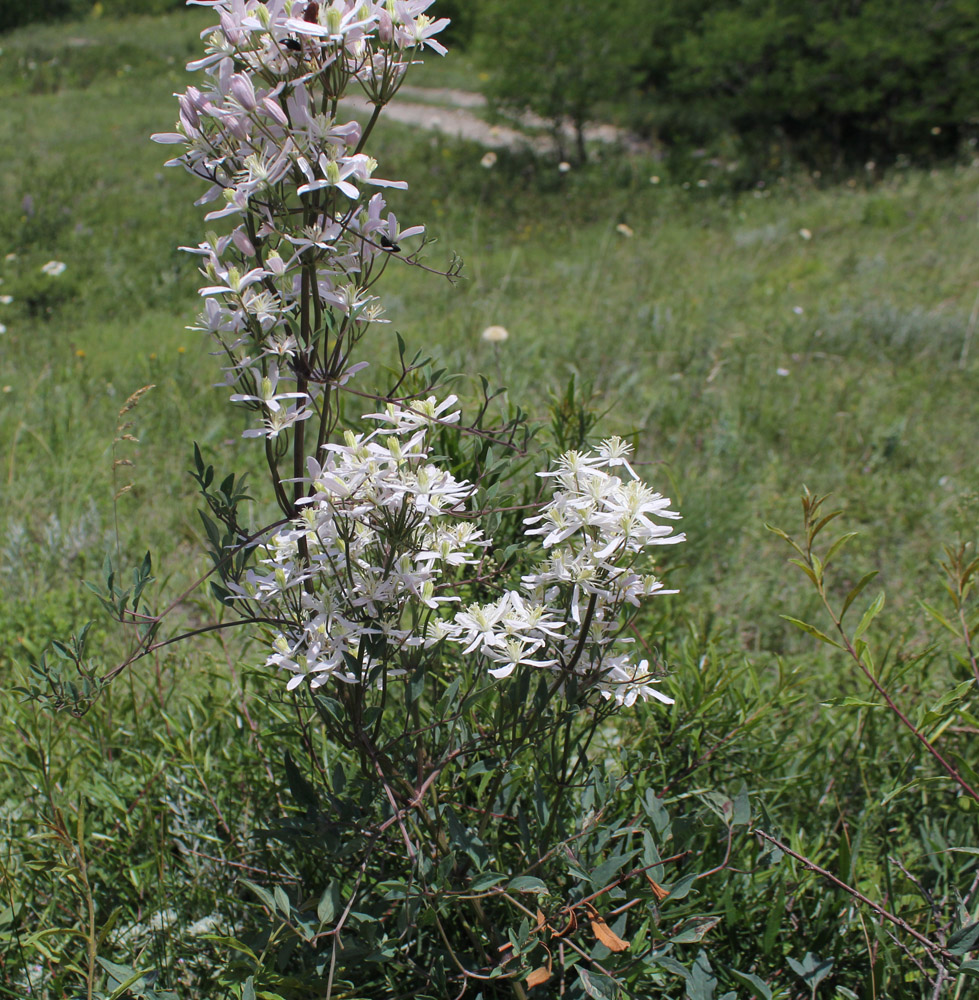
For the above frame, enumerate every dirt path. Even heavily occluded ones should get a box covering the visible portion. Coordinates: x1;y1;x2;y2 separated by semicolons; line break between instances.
340;86;646;154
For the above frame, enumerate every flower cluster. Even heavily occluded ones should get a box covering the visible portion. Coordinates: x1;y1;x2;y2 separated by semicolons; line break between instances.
242;413;683;705
449;435;684;706
235;397;487;688
153;0;445;442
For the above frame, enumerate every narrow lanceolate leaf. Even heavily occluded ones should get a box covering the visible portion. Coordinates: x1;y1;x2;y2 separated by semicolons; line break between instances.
824;530;858;566
919;600;961;636
780;616;842;648
765;523;804;555
853;592;885;640
948;921;979;956
726;967;773;1000
841;570;879;618
787;558;820;587
810;508;844;540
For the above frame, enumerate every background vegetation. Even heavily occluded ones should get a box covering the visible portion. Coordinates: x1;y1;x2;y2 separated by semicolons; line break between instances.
1;4;978;999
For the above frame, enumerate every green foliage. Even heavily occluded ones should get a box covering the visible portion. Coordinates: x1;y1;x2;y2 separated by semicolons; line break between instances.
638;0;979;169
474;0;647;163
430;0;476;50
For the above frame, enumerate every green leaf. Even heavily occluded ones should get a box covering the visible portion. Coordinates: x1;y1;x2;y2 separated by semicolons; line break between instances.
957;960;979;980
284;751;319;811
470;873;506;892
732;785;750;827
686;951;717;1000
726;966;773;999
948;921;979;956
577;968;616;999
242;976;257;1000
780;616;842;648
919;601;960;636
853;593;885;640
667;872;697;900
507;876;549;894
240;879;276;913
317;883;337;924
824;530;858;566
199;935;259;961
787;559;820;587
841;570;879;619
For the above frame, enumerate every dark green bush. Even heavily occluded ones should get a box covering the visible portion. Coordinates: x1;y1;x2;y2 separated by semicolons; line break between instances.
638;0;979;168
431;0;476;49
0;0;183;33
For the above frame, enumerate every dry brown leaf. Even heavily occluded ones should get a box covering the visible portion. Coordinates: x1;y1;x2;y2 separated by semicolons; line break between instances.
526;965;552;989
552;909;577;939
526;944;553;989
584;903;630;952
644;872;670;901
534;908;547;933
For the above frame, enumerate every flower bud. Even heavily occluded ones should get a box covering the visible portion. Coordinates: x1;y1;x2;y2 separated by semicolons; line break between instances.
219;11;242;44
230;73;257;111
378;10;392;42
231;228;256;256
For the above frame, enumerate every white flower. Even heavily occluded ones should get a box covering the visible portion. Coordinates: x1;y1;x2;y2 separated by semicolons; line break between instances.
480;151;497;169
41;260;66;276
481;325;508;343
0;295;12;304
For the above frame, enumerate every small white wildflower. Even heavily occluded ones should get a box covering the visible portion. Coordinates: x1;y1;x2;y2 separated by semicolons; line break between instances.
776;367;790;377
558;161;571;173
481;325;508;343
0;295;12;304
650;175;660;184
41;260;66;276
799;228;812;240
480;151;497;168
696;178;709;188
792;306;804;315
615;223;634;238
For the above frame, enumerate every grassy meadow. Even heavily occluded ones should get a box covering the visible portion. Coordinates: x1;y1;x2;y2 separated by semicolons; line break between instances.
1;8;978;999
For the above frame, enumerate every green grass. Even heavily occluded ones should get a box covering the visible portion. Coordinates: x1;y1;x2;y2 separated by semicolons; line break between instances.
1;10;978;999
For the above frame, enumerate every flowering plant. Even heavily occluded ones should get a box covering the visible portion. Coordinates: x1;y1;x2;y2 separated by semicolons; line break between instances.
107;1;691;992
149;0;683;715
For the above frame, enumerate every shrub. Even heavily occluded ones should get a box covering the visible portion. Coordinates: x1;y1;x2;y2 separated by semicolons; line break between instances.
638;0;979;168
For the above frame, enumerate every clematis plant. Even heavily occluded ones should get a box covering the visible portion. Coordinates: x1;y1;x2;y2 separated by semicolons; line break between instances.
133;0;693;992
149;0;683;714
